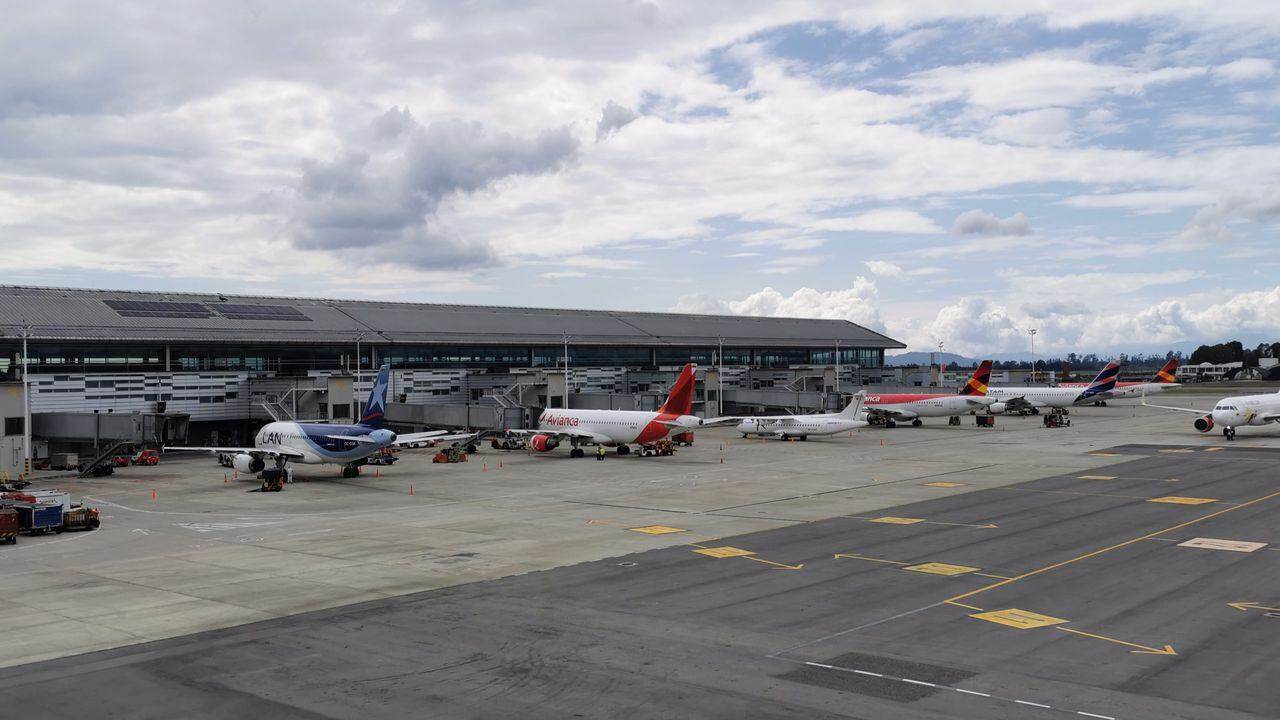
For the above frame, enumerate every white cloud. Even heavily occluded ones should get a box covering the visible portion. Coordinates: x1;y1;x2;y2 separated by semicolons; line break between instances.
1212;58;1276;83
952;209;1034;236
902;52;1205;112
814;209;942;234
864;260;903;276
984;108;1074;146
674;277;884;330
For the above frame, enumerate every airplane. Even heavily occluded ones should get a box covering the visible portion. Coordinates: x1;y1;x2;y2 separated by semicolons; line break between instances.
859;360;996;428
985;361;1119;415
1057;358;1181;403
165;364;476;480
506;363;706;457
728;392;869;440
1142;389;1280;441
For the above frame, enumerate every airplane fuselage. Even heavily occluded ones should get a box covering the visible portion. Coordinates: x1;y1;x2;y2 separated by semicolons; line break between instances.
535;409;702;446
253;421;396;465
1058;381;1180;399
985;386;1087;409
863;394;993;419
1203;393;1280;431
736;415;867;438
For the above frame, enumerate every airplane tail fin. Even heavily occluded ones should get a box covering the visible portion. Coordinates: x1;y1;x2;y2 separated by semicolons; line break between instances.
838;391;866;419
1152;358;1179;384
657;364;697;415
358;363;391;428
1079;360;1120;400
959;360;993;396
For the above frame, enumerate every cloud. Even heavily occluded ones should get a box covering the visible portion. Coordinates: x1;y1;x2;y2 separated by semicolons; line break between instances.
292;109;579;269
952;209;1034;236
864;260;902;277
902;53;1206;112
984;108;1074;146
673;277;884;330
1212;58;1276;83
1172;191;1280;247
595;100;639;141
815;209;942;234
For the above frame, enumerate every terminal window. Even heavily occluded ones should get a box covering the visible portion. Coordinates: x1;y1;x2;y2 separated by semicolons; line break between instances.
4;417;22;436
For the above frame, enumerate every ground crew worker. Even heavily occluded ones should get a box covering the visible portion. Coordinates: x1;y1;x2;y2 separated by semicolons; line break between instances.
596;445;606;461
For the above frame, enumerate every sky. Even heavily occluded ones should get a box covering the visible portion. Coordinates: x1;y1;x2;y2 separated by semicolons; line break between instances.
2;2;1279;356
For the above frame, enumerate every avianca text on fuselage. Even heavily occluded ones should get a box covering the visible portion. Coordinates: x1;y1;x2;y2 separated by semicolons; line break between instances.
521;363;702;457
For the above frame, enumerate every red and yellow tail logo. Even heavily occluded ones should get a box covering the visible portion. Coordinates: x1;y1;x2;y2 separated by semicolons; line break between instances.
960;360;992;396
1154;358;1179;383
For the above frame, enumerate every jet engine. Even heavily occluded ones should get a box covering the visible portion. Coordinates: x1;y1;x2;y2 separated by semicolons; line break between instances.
986;402;1007;415
530;434;559;452
232;453;265;474
1194;415;1214;433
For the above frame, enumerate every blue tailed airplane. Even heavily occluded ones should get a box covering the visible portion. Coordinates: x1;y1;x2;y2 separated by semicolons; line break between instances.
167;364;476;480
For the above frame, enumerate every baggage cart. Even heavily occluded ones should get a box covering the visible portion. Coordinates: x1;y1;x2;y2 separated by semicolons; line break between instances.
62;506;101;532
15;503;64;535
0;507;17;544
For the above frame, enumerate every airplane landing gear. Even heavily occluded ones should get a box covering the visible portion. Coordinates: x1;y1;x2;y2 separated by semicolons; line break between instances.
885;420;897;429
341;465;359;478
569;448;585;458
616;445;630;456
1224;426;1236;441
911;419;923;428
948;416;961;426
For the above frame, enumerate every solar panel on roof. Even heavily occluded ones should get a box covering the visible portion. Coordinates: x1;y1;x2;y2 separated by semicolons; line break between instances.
104;299;214;319
213;304;311;322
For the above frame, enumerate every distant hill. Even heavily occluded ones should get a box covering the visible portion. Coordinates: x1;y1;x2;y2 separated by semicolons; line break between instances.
885;352;979;367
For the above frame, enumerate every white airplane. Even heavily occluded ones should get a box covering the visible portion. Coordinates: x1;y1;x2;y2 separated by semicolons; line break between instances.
726;392;868;440
985;361;1119;414
1058;358;1181;403
1142;389;1280;441
509;363;707;457
166;364;476;479
861;361;995;428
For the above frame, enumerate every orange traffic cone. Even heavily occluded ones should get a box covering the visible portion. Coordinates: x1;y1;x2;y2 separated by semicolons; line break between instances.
150;488;157;501
409;485;414;496
880;439;884;446
223;473;228;484
483;463;488;472
719;456;724;464
499;460;503;469
375;467;380;478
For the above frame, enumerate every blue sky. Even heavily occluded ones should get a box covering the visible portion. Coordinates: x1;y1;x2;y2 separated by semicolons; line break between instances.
2;2;1279;355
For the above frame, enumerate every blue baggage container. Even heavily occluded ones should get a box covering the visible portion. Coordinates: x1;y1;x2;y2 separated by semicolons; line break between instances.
16;503;64;535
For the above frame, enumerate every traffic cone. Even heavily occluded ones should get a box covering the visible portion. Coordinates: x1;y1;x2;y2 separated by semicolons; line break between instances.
375;468;380;478
234;471;238;480
720;456;724;464
483;463;488;472
880;439;884;447
150;488;157;501
499;460;503;469
409;485;414;495
223;473;228;484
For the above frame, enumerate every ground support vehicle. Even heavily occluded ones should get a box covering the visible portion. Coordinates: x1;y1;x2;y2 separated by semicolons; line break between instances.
0;507;17;544
433;446;469;463
14;503;63;535
62;506;100;531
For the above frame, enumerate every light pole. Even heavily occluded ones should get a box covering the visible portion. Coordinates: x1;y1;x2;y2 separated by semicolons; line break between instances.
1027;328;1038;383
562;332;571;409
717;336;724;416
20;324;32;479
353;332;364;418
834;338;841;398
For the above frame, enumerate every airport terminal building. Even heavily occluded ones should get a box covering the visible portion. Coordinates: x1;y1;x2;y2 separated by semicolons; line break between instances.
0;285;904;466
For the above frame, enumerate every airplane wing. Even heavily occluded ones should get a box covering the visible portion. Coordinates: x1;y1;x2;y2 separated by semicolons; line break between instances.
1139;395;1204;414
163;446;305;459
501;428;604;441
393;431;477;447
864;407;916;421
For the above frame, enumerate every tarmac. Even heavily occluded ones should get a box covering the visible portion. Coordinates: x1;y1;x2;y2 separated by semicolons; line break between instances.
1;391;1277;718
